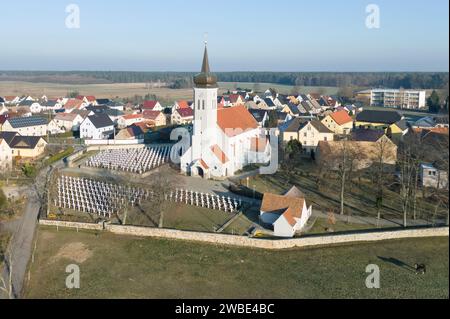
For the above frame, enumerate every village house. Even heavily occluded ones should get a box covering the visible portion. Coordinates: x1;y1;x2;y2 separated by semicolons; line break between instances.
117;114;144;128
248;109;269;127
0;132;47;158
420;163;448;190
321;110;353;134
115;125;145;140
76;95;97;106
316;129;398;170
355;110;402;130
283;120;334;154
1;116;48;136
64;99;88;112
4;96;20;105
80;114;115;140
260;186;312;238
0;104;7;115
52;112;84;132
389;119;409;140
142;110;166;127
172;107;194;125
18;100;42;114
142;100;164;112
0;137;13;171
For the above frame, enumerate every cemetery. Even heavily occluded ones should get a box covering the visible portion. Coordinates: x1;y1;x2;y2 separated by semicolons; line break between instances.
85;145;171;173
50;174;249;233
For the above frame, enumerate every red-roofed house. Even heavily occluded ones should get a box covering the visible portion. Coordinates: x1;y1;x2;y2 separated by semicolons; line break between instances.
77;95;97;106
64;99;88;112
172;107;194;125
260;186;312;238
142;110;166;127
117;113;145;128
321;110;354;134
142;100;163;111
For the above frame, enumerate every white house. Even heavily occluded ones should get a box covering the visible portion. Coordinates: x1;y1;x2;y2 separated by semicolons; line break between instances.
179;45;269;179
0;137;13;171
298;120;334;154
52;112;84;132
420;163;448;190
80;114;115;140
260;186;312;238
1;116;48;136
0;104;8;115
117;114;145;129
171;107;194;125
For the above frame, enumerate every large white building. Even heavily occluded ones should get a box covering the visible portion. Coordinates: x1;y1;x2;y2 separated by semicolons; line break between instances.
358;89;426;109
180;45;270;179
80;114;115;140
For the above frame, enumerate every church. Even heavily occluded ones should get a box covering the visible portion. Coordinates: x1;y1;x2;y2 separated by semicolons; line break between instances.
180;44;270;179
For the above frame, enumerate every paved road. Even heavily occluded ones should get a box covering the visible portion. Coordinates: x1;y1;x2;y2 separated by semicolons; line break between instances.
0;162;60;299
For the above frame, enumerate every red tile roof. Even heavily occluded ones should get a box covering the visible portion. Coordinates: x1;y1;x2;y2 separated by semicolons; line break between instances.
330;110;353;125
217;105;258;137
142;100;159;109
142;110;162;120
211;144;229;164
64;99;84;110
177;100;190;109
177;107;194;118
261;192;305;227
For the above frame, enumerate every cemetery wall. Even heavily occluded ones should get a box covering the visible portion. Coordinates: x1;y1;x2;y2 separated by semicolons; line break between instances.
39;219;104;231
39;219;449;250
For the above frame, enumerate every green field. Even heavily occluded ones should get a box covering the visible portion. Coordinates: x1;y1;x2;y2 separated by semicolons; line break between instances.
24;227;448;299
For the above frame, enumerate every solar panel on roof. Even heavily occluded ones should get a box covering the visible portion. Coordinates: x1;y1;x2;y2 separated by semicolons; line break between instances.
8;116;48;128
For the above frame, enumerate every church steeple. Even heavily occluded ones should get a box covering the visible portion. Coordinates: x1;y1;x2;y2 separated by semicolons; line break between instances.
194;42;217;88
201;45;211;74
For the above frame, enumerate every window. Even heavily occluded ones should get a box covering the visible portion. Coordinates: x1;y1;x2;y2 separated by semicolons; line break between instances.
202;100;205;110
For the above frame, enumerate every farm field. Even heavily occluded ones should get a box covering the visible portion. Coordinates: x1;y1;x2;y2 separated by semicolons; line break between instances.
0;81;193;105
24;227;449;299
0;81;340;104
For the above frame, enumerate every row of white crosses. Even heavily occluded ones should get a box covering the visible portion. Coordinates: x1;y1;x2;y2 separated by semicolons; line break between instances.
55;176;242;218
85;146;171;174
167;188;242;213
55;175;150;218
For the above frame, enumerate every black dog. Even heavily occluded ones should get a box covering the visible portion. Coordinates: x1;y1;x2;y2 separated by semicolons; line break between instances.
415;264;426;275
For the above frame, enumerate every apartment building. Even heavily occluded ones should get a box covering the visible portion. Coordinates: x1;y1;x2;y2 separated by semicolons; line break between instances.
357;89;426;109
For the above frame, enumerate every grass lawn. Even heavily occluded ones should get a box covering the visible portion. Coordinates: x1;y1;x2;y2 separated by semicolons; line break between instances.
306;217;375;235
157;203;234;233
24;226;448;299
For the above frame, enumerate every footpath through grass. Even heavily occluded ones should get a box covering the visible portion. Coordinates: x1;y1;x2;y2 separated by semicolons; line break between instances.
25;226;449;299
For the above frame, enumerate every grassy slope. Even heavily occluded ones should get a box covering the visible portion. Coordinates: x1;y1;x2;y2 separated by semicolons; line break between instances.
25;227;448;299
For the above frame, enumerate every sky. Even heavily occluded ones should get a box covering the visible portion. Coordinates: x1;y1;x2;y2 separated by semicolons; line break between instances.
0;0;448;72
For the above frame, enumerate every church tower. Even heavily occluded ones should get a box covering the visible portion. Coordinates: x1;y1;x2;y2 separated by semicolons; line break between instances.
191;43;218;160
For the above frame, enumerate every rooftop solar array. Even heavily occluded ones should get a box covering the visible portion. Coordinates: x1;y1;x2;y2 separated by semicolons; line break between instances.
8;116;48;128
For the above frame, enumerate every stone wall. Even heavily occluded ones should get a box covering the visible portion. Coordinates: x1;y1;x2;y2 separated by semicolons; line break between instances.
39;219;449;250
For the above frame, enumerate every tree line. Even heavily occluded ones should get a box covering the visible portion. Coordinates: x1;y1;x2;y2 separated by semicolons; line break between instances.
0;71;448;89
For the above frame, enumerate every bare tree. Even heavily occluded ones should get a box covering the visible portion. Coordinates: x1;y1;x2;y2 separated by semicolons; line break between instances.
0;234;14;299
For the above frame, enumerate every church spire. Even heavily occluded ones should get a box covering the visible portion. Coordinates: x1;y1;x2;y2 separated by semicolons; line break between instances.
194;40;217;88
201;44;211;74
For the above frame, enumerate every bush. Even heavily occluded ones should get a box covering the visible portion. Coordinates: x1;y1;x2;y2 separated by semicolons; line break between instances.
0;189;6;210
22;163;37;178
